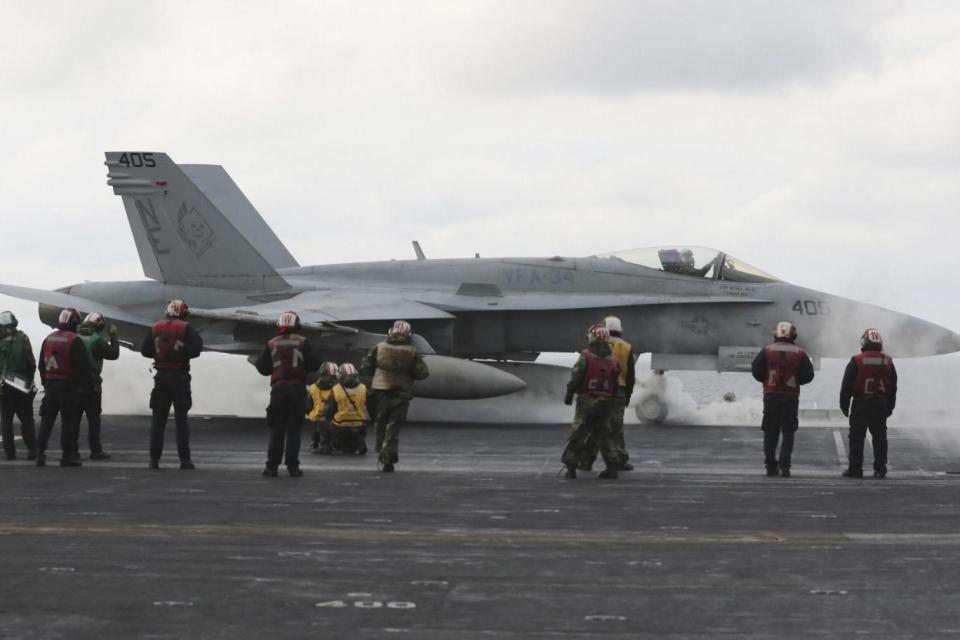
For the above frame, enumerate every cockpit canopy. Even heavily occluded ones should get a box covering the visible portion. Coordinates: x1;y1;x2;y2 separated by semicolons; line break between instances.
595;246;780;283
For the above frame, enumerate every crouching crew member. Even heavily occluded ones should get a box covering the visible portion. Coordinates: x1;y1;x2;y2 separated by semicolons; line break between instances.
561;323;621;480
0;311;37;460
321;363;369;455
255;311;320;477
37;308;93;467
77;313;119;460
360;320;429;472
751;321;814;478
141;300;203;470
309;361;339;454
840;328;897;479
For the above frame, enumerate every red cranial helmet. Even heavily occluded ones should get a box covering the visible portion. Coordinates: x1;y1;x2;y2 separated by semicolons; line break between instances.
860;328;883;349
277;311;301;333
774;321;797;342
166;300;189;319
588;323;610;343
58;308;81;330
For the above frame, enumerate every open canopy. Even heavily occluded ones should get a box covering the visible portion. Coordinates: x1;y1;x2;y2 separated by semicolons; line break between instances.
595;246;780;283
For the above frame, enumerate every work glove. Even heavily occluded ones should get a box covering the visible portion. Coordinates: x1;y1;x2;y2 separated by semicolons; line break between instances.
563;391;574;406
108;324;119;337
841;406;849;418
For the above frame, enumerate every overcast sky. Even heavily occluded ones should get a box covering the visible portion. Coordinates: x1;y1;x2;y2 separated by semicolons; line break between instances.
1;0;959;402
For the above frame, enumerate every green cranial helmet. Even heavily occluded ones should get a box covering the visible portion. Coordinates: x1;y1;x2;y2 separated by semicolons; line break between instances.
0;311;17;329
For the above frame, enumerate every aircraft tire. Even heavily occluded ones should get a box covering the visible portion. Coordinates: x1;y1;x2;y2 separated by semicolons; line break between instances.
636;394;668;424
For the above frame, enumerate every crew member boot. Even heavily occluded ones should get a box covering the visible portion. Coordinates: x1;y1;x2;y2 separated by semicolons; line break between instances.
766;465;778;477
564;464;577;479
597;467;618;480
842;467;864;479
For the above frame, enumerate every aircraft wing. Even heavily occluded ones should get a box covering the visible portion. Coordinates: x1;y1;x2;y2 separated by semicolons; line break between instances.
0;283;153;326
192;290;454;329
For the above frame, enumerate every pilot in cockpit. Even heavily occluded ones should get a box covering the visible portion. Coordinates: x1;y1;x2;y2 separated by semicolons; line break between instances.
660;248;718;277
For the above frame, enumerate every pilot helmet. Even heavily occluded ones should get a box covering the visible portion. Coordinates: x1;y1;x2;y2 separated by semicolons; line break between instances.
587;323;610;344
860;328;883;350
58;308;82;330
277;311;301;333
337;362;360;387
83;312;106;332
773;321;797;342
680;248;695;265
166;299;189;319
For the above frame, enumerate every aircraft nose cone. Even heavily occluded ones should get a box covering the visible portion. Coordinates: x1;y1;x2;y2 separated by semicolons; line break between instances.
887;317;960;357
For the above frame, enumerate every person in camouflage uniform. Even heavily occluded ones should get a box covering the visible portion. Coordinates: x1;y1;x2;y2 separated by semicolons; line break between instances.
579;315;636;471
0;311;37;460
77;313;120;460
562;323;621;480
359;320;429;472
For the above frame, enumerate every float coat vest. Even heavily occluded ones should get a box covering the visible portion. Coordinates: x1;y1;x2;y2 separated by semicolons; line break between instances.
268;333;307;387
852;351;895;399
152;319;190;371
371;342;417;392
307;384;333;422
332;383;367;427
761;341;805;397
78;333;104;374
41;330;78;381
577;349;619;398
608;337;632;389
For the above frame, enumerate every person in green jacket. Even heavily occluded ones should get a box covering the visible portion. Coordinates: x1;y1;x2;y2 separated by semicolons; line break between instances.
77;313;120;459
0;311;37;460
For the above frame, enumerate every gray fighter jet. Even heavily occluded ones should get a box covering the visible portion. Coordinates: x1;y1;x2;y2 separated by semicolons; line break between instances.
1;152;958;418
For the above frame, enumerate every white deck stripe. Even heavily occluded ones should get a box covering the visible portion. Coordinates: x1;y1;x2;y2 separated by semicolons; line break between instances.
833;431;847;466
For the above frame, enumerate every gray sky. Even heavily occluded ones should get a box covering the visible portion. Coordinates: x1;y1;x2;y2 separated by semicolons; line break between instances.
1;0;959;412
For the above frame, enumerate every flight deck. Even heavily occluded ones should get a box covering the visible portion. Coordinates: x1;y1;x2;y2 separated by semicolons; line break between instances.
2;417;960;638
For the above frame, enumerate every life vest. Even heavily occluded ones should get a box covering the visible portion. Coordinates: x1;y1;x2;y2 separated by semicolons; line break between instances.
761;341;805;396
41;329;78;381
577;349;619;398
0;331;32;377
152;319;190;371
332;383;368;427
608;337;632;388
852;351;894;399
371;341;417;391
267;333;307;387
307;384;333;422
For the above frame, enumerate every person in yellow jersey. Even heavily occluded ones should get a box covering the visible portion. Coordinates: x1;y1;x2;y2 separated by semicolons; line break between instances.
579;315;636;471
321;363;369;455
308;362;339;454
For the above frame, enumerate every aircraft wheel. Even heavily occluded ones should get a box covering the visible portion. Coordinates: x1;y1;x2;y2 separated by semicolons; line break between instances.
636;394;668;424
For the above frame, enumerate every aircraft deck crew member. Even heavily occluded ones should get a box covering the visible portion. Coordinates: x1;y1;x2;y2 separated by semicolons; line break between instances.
751;321;815;478
140;300;203;470
360;320;429;472
562;323;621;480
255;311;320;477
36;308;94;467
0;311;37;460
309;361;339;454
321;363;369;455
840;328;897;479
77;313;119;460
580;315;636;471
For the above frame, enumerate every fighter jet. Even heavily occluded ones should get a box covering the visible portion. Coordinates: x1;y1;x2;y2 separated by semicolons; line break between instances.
1;151;958;418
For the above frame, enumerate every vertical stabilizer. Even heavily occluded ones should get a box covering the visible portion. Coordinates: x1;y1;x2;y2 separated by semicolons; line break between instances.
105;151;289;291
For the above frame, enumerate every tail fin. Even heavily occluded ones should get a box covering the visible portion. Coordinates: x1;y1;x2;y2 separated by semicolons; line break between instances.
105;151;290;291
